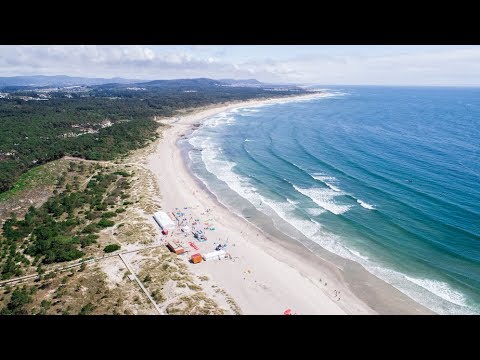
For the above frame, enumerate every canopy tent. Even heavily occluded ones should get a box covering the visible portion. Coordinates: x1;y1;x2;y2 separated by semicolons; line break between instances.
153;211;176;230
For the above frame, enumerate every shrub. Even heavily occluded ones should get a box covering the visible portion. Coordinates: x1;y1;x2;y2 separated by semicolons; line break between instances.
78;303;95;315
79;234;99;248
103;244;121;253
102;211;117;218
97;219;115;228
0;287;32;315
82;223;99;234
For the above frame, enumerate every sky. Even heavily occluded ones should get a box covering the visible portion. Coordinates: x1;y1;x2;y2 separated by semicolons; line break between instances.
1;45;480;86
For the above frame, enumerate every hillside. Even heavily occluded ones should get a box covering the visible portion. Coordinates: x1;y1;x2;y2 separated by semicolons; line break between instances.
0;75;141;88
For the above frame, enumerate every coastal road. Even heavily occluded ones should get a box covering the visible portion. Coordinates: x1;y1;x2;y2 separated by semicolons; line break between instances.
118;253;164;315
0;243;166;287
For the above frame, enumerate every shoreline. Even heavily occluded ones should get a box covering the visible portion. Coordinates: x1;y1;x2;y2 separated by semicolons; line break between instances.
147;93;434;314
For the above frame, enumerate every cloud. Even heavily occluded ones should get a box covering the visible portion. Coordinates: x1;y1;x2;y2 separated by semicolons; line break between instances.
0;45;479;85
0;45;228;78
237;47;480;85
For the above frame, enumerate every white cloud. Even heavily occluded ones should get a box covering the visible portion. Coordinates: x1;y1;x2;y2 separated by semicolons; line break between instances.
0;45;479;85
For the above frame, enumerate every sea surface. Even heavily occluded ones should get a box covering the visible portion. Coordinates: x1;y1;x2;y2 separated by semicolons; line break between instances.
181;86;480;314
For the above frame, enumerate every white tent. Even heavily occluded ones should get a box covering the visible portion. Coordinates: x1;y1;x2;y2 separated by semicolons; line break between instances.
202;250;226;261
153;211;176;230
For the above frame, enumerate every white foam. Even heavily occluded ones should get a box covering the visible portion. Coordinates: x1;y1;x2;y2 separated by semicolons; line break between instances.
307;233;479;314
239;108;260;113
286;198;297;205
293;185;352;215
191;138;325;240
311;174;335;182
325;183;341;192
259;196;322;238
311;174;342;192
306;231;362;263
349;249;370;261
244;139;252;142
404;276;469;308
188;134;203;148
194;91;347;135
227;91;346;113
365;266;478;315
196;136;268;216
306;208;326;216
203;149;260;205
203;113;236;128
356;199;375;210
313;173;376;209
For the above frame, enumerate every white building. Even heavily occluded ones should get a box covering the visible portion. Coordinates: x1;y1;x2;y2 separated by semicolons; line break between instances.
202;250;226;261
153;211;176;230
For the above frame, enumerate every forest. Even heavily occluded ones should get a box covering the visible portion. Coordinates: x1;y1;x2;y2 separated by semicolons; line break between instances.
0;82;301;192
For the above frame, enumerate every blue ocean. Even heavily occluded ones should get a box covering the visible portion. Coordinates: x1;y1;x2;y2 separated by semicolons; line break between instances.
183;86;480;314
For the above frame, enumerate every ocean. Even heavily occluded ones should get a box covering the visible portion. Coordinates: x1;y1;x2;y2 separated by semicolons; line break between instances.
181;86;480;314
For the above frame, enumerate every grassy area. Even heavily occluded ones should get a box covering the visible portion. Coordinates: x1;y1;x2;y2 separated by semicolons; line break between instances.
0;263;156;315
0;160;67;202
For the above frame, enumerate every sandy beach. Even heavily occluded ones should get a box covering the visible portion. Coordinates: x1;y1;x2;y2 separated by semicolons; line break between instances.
147;94;434;315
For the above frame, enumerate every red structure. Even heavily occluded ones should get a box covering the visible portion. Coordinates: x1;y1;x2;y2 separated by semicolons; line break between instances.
191;253;203;264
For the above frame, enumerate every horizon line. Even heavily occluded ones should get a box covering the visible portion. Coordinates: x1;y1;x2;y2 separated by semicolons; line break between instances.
0;74;479;88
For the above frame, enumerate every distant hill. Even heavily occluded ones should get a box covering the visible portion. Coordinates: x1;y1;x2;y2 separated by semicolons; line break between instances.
218;78;303;90
135;78;302;90
218;79;263;86
137;78;222;88
0;75;304;92
0;75;142;88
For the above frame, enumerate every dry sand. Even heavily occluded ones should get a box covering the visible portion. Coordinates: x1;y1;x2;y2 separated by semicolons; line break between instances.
146;94;433;315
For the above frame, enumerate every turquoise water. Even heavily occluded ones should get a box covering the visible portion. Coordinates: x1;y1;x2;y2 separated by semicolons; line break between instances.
183;87;480;314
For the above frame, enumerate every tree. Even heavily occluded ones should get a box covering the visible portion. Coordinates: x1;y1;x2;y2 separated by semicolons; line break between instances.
97;219;114;228
103;244;121;253
0;287;32;315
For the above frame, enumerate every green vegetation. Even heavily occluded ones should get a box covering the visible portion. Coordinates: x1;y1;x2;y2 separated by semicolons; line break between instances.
103;244;120;253
0;286;34;314
78;302;95;315
0;167;131;279
0;160;63;202
0;93;160;192
97;219;115;228
0;84;301;193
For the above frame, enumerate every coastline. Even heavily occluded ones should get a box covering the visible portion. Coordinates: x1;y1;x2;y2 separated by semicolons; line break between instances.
147;93;434;314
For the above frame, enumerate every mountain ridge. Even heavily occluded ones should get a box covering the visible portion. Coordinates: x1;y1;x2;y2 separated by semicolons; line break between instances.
0;75;301;89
